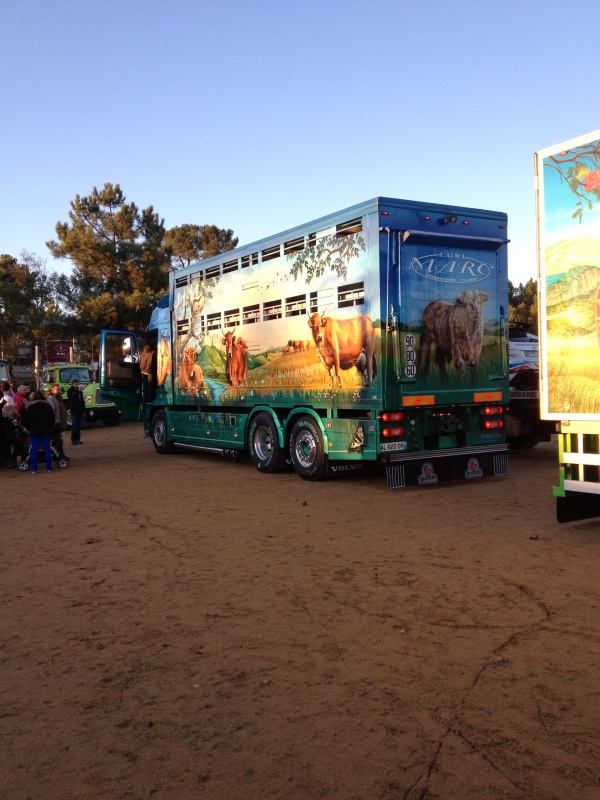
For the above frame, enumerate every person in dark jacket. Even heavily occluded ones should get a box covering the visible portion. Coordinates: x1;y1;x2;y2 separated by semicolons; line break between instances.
1;403;24;467
23;391;55;473
67;379;85;445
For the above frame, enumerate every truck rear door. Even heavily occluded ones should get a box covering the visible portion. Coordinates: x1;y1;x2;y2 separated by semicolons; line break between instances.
398;230;509;404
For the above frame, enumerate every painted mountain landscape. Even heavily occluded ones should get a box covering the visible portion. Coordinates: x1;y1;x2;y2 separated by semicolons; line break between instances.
543;235;600;414
544;236;600;338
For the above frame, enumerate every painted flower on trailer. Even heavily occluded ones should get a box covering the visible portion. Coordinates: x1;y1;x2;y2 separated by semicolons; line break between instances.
583;170;600;192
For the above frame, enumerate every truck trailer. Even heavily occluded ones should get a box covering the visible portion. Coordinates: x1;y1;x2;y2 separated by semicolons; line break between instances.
536;130;600;521
100;196;510;487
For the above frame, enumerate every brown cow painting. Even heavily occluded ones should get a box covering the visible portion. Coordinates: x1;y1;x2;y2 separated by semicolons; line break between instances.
416;290;489;378
179;346;203;395
307;312;376;386
221;330;248;387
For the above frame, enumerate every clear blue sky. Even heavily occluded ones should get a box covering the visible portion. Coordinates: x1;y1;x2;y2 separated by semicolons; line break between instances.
1;0;599;287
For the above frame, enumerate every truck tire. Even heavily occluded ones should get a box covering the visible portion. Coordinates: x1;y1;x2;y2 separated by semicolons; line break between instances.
289;415;328;481
151;410;175;454
103;415;122;427
248;413;284;473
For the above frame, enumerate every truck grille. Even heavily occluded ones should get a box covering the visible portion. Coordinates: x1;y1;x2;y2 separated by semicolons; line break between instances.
95;388;114;406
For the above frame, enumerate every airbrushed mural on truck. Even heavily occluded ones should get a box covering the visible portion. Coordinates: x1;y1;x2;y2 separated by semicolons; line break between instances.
538;133;600;417
398;242;505;394
149;225;505;409
160;228;377;408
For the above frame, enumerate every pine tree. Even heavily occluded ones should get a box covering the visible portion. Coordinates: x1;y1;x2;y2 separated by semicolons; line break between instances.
164;223;238;270
47;183;171;333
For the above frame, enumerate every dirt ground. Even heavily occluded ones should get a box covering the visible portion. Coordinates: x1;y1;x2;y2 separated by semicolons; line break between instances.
1;422;599;800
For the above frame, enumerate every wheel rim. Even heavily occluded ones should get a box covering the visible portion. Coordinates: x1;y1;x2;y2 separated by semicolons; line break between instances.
294;430;317;469
154;418;166;447
254;425;273;462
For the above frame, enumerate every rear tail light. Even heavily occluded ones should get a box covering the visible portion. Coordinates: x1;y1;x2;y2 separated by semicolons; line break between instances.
382;426;405;438
480;405;503;429
483;419;503;429
481;405;502;416
381;411;404;422
380;410;405;438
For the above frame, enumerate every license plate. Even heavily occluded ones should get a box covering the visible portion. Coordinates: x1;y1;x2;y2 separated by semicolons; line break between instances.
380;441;407;452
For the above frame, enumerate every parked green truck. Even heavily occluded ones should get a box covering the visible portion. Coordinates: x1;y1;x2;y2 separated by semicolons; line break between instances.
41;363;121;426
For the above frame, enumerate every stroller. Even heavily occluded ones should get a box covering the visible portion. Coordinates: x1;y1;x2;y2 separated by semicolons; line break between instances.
18;429;69;471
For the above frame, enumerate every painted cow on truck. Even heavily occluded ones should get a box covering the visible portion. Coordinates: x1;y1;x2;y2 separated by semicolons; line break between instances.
179;346;203;395
221;330;248;387
308;313;376;386
417;290;489;378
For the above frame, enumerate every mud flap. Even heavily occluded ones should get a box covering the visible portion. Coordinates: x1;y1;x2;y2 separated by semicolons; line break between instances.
385;449;509;489
386;464;406;489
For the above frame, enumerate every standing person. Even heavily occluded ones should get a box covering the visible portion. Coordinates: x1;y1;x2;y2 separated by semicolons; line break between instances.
1;382;15;408
23;391;55;473
47;384;69;459
67;379;85;445
1;404;25;467
13;385;30;416
0;397;13;467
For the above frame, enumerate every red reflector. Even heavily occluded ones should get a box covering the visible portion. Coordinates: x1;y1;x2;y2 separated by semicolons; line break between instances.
462;220;470;225
423;216;431;220
381;411;404;422
382;427;405;438
482;406;503;415
484;419;503;429
381;211;389;216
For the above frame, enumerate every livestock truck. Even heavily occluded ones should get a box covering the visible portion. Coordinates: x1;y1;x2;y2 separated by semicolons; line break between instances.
536;130;600;521
100;196;510;487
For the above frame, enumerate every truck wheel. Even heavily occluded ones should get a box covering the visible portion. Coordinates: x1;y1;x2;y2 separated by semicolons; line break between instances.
103;415;122;427
290;415;328;481
151;411;175;454
248;413;284;473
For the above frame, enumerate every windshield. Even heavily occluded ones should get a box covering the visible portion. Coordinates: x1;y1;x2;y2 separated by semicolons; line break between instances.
58;367;91;384
0;361;9;382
